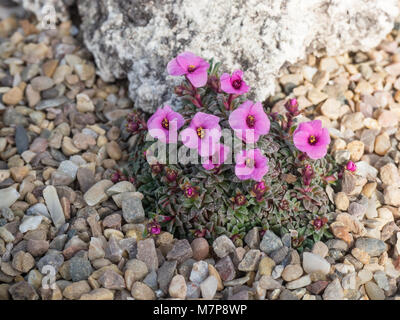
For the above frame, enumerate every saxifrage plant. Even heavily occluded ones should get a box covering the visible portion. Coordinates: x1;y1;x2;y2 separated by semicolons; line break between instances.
121;52;345;250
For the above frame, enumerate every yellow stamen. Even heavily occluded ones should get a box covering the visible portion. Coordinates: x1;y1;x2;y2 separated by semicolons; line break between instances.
197;127;205;138
246;115;255;127
309;135;316;145
161;118;169;129
245;158;254;168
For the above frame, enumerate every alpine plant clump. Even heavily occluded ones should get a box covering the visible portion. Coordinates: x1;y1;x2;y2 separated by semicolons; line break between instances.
125;51;342;250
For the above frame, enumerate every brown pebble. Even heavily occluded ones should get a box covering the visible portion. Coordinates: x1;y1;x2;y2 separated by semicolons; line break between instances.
191;238;210;260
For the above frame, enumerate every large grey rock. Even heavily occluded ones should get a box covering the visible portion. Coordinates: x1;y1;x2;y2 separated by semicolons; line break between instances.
72;0;399;112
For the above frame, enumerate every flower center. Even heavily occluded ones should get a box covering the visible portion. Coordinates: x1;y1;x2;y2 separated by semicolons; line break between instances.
197;127;205;139
308;135;317;145
245;157;255;168
232;79;242;89
235;194;246;206
246;115;255;128
161;118;169;129
187;65;196;73
185;186;195;198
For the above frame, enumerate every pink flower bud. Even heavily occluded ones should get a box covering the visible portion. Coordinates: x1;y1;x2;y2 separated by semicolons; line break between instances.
346;161;357;172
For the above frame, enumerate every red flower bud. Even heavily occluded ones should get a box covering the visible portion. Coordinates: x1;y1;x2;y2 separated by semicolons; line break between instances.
165;168;178;183
302;164;314;186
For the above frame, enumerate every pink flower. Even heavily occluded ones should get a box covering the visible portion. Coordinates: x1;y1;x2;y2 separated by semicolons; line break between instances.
148;222;161;235
150;226;161;235
293;120;330;160
180;112;221;157
235;148;269;182
147;105;184;143
346;161;357;172
202;144;230;170
220;70;249;95
167;52;210;88
229;101;270;143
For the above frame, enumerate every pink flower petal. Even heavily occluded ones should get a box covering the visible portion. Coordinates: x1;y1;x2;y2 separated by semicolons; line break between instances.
315;128;331;147
192;112;220;129
167;58;185;76
229;108;249;130
293;130;311;151
187;70;208;88
306;146;328;160
148;126;169;143
308;119;322;132
179;127;198;149
250;102;270;135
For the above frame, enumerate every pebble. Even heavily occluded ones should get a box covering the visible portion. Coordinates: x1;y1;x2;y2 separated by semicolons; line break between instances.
121;197;145;223
43;185;65;229
312;241;329;258
80;288;114;300
321;98;341;120
374;133;391;155
365;281;385;300
27;239;49;257
0;187;20;208
191;238;209;260
12;251;35;273
106;181;135;195
83;180;113;206
190;261;209;285
355;238;386;257
76;93;95;112
166;239;193;263
260;230;283;254
19;215;43;233
106;141;122;161
30;76;53;91
0;226;15;242
98;269;125;290
131;282;155;300
8;281;39;300
302;252;331;275
3;87;23;105
258;257;276;276
157;260;177;293
282;264;303;282
15;125;29;154
259;276;281;290
238;249;261;271
384;186;400;206
63;281;91;300
380;163;400;186
215;256;236;281
322;278;344;300
212;235;236;258
244;227;260;249
69;257;93;282
169;275;187;299
137;238;158;272
286;275;311;289
335;192;349;211
200;276;217;299
58;160;79;180
347;140;364;161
